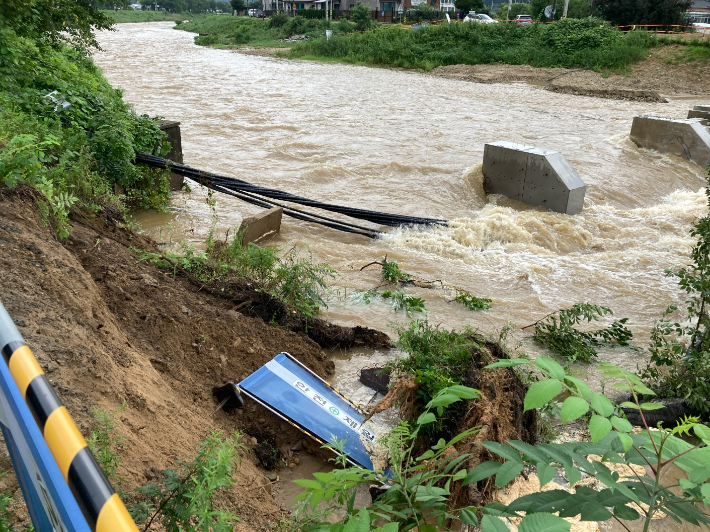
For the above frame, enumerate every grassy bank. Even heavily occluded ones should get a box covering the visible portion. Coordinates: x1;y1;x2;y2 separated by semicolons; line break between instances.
101;9;190;23
177;13;345;47
0;26;170;236
290;18;651;71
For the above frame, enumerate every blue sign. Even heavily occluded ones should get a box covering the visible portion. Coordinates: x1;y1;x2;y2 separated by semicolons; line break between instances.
239;353;375;469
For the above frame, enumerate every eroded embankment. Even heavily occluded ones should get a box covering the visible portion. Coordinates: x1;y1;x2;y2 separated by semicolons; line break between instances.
0;188;386;529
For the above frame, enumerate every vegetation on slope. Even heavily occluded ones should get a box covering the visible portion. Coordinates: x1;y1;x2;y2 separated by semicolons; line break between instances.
0;4;171;236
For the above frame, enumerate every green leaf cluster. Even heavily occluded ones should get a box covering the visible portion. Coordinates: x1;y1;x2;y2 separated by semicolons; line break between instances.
128;431;245;532
454;291;491;311
532;303;632;362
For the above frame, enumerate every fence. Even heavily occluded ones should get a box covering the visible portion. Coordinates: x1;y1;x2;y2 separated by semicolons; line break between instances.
0;301;138;532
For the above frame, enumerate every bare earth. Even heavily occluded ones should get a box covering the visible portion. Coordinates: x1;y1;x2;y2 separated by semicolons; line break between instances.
428;46;709;101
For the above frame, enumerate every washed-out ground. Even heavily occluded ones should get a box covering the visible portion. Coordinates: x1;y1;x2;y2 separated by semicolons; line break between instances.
0;186;537;529
0;188;363;530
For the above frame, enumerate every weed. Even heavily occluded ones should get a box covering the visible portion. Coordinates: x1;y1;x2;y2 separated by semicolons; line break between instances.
87;404;126;487
381;289;426;317
129;431;245;532
380;256;410;283
386;320;479;405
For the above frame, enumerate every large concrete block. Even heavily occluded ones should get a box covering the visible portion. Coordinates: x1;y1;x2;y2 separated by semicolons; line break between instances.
630;115;710;169
157;120;184;191
482;141;586;215
238;207;283;245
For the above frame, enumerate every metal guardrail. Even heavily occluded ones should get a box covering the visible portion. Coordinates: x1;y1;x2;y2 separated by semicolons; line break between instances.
0;301;138;532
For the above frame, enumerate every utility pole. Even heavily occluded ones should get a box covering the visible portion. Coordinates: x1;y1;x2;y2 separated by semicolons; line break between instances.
562;0;568;17
506;0;512;20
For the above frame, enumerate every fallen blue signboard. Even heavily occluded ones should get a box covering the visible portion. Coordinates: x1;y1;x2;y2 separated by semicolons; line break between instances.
238;353;375;469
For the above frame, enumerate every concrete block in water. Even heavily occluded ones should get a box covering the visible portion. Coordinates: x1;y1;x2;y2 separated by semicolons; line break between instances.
482;141;586;215
630;115;710;169
238;207;283;245
157;120;184;191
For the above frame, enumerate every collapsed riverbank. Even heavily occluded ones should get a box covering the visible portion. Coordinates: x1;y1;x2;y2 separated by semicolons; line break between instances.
0;188;389;529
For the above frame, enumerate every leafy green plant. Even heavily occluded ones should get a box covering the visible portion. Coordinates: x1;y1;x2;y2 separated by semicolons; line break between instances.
454;291;491;311
273;246;336;317
478;356;710;532
0;134;59;187
641;167;710;416
293;357;710;532
291;385;481;532
381;289;426;317
386;320;480;405
129;431;245;532
530;303;632;362
87;404;126;486
380;257;410;284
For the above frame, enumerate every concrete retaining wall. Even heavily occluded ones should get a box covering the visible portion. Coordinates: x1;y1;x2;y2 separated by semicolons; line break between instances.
482;141;586;215
630;115;710;169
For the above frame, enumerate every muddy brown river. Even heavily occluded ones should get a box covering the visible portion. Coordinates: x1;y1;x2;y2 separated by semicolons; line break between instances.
95;22;710;385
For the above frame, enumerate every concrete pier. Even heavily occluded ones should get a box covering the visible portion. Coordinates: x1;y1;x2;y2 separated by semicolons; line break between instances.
630;115;710;169
157;120;184;191
482;141;586;215
238;207;283;245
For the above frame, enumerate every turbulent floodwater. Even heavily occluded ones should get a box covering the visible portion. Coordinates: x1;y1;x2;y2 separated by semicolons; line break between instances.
95;22;710;382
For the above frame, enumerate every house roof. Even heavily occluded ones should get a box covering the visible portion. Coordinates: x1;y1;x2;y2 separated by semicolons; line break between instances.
691;0;710;10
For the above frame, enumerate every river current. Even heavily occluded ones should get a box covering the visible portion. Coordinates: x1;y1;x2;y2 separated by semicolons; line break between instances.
95;22;710;383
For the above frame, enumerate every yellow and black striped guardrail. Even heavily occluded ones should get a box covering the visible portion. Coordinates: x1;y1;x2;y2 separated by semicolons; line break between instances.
1;301;138;532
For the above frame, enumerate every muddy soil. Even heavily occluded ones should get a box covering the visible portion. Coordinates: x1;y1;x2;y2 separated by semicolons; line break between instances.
431;45;710;101
0;188;386;530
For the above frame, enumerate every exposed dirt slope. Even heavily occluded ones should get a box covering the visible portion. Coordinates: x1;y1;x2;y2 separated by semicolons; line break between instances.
0;188;381;530
431;45;710;101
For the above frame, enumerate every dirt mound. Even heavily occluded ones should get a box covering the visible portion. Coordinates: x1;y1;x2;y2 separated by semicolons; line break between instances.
431;45;710;99
0;188;388;530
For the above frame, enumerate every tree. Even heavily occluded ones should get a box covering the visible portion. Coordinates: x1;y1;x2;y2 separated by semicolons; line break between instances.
596;0;691;26
231;0;246;11
0;0;113;51
455;0;485;15
495;2;531;19
350;2;374;31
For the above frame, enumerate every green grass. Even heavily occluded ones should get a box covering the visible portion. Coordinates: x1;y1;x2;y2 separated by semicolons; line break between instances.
289;18;651;71
178;13;340;48
101;9;190;23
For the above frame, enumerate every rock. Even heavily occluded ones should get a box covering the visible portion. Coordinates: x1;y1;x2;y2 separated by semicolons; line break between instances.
266;472;278;482
141;274;159;287
288;462;297;469
290;440;304;452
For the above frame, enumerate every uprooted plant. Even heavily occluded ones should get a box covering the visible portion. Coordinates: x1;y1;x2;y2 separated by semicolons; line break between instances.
528;303;633;362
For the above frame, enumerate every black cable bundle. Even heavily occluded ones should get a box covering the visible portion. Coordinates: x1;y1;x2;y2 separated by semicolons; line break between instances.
134;152;448;239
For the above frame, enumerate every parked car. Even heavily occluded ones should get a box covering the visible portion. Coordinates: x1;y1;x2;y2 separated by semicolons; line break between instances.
463;12;498;23
515;14;533;25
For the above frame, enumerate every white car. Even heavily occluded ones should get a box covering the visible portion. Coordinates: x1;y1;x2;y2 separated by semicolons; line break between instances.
463;12;497;23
